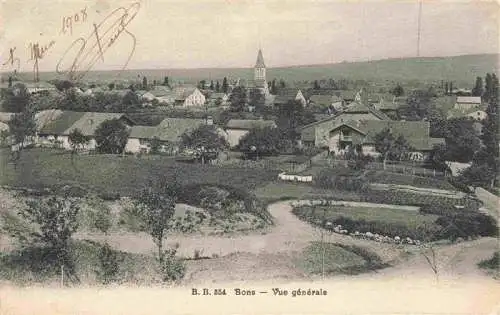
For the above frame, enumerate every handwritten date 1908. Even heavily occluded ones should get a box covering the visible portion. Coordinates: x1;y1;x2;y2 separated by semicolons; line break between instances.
61;7;88;36
56;2;141;81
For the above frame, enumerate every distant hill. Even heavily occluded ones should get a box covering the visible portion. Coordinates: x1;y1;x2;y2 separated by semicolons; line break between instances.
5;54;499;87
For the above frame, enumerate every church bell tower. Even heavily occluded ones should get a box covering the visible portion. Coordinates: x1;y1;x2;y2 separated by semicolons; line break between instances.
254;49;269;95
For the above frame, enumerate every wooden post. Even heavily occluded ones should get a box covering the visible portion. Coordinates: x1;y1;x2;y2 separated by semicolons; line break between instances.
60;264;64;287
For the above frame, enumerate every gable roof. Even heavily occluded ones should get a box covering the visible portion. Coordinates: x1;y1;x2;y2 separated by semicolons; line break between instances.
331;119;444;151
456;96;481;104
226;119;276;130
38;111;86;135
309;95;338;106
210;92;228;99
129;118;206;142
173;87;199;101
65;112;133;136
344;101;392;120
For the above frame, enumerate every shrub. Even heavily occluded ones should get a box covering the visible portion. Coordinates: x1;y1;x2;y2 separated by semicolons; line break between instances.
435;212;498;240
160;247;186;282
314;168;367;191
96;243;119;284
478;252;499;270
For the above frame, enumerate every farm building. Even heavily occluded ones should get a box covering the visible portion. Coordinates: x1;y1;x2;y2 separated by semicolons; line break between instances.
125;117;227;154
36;110;135;151
225;118;277;148
454;96;482;110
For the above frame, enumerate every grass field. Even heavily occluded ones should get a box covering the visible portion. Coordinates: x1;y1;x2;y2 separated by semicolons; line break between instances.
0;148;279;197
364;170;456;191
294;205;440;229
294;242;387;275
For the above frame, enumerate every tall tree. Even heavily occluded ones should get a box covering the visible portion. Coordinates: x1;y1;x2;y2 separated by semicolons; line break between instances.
484;73;493;103
215;81;220;92
163;76;170;87
8;107;36;153
277;100;315;140
445;82;449;96
249;89;266;112
313;80;320;90
373;128;412;169
122;90;141;112
3;83;30;112
228;86;247;112
391;84;404;97
279;79;286;89
94;119;130;154
210;80;214;90
472;76;484;97
271;79;277;94
222;77;229;93
238;126;287;159
180;124;228;164
68;128;90;155
134;187;175;264
142;76;148;90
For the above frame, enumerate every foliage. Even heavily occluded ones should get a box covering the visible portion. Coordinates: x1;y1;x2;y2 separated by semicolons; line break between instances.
68;128;90;153
276;100;316;140
364;170;455;190
159;246;186;282
435;212;498;241
314;168;367;191
82;195;112;234
180;124;229;163
238;126;288;158
472;76;484;97
228;86;247;112
249;89;266;112
135;187;176;263
2;83;30;112
400;89;434;120
94;119;130;154
478;252;499;271
391;84;404;97
373;128;412;165
457;163;496;189
149;136;162;154
96;243;120;284
7;108;37;147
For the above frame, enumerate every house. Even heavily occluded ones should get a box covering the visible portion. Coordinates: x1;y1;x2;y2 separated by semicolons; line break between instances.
309;94;343;110
125;117;227;154
454;96;482;110
225;118;277;147
209;92;229;106
301;118;444;159
447;106;488;121
273;88;307;107
173;87;205;107
36;111;135;150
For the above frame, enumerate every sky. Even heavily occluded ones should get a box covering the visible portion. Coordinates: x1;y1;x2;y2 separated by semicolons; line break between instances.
0;0;498;74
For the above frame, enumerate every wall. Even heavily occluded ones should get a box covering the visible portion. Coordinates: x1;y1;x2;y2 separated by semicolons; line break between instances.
226;129;249;147
125;138;143;153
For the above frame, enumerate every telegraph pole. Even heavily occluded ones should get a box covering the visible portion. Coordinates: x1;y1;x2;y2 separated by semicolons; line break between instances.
417;0;423;57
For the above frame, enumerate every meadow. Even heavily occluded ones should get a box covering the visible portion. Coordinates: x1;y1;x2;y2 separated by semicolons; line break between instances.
0;148;279;198
8;53;497;87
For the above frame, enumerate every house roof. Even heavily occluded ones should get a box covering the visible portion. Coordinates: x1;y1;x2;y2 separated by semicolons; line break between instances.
226;119;276;130
38;111;86;135
309;95;336;106
255;49;266;68
210;92;227;99
129;118;206;142
35;109;65;131
344;101;391;120
173;87;198;101
332;120;444;151
456;96;481;104
276;88;301;97
65;112;132;136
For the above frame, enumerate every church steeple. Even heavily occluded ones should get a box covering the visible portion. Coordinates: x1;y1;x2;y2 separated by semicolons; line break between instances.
255;49;266;68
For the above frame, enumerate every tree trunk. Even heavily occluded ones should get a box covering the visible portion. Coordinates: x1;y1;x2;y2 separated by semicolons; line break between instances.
158;239;163;264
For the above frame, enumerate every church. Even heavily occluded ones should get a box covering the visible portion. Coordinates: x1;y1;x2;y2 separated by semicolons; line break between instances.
248;49;270;97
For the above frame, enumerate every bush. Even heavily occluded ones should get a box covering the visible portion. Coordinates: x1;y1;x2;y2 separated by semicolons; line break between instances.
160;247;186;282
314;168;367;191
96;243;119;284
478;252;499;270
435;212;498;240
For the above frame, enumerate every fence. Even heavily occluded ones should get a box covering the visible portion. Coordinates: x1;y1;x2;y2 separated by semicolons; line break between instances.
313;157;446;178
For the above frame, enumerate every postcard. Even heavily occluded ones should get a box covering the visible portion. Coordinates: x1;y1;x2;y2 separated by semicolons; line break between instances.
0;0;499;314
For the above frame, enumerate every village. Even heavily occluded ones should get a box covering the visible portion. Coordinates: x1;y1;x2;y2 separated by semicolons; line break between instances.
0;47;498;290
